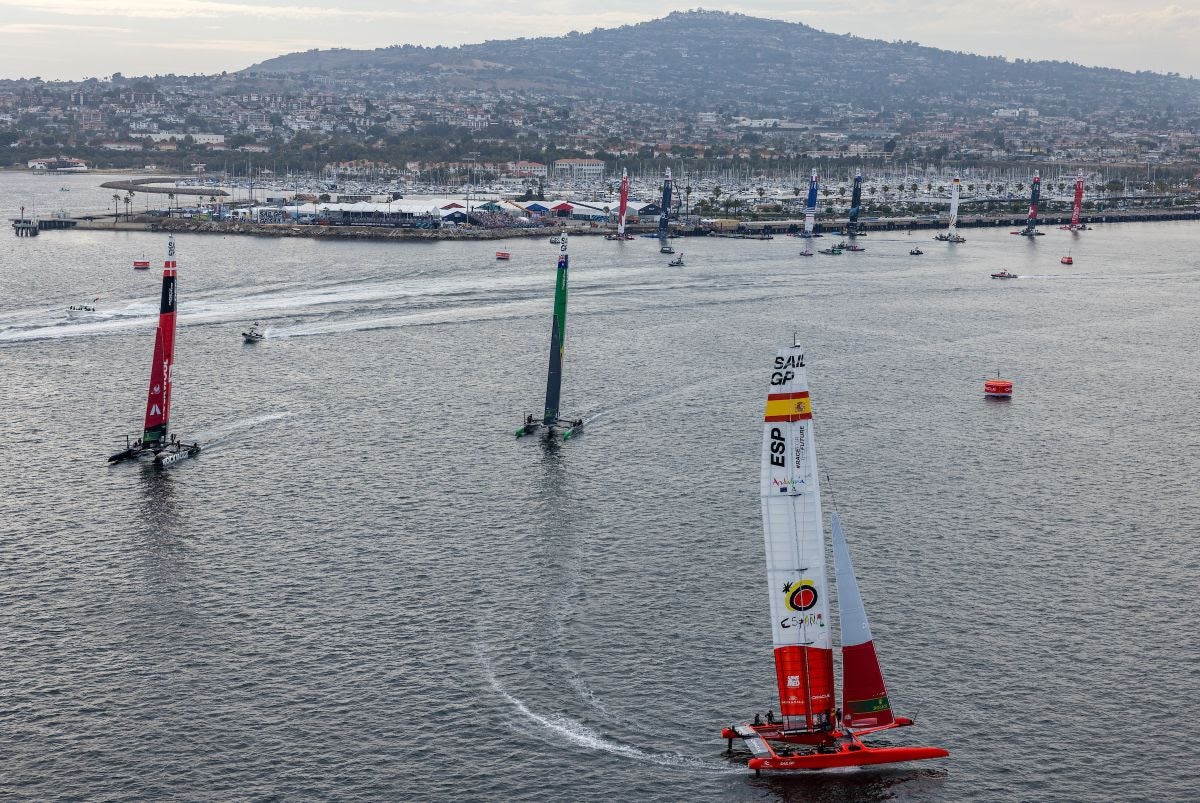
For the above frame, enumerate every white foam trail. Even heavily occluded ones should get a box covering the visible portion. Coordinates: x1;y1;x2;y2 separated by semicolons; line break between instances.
478;652;736;773
189;411;292;447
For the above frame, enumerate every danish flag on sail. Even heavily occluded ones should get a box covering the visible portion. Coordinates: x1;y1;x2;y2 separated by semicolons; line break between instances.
761;351;834;731
832;511;895;729
142;236;178;444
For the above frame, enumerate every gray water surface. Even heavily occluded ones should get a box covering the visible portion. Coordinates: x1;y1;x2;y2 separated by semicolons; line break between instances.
2;190;1198;800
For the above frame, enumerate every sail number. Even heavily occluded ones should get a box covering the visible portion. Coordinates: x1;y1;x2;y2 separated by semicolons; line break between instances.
770;427;786;467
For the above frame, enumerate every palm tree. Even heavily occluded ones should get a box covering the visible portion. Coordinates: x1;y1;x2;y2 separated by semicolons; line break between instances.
926;182;933;193
712;186;722;203
837;186;846;199
967;184;975;194
910;182;918;195
112;193;121;224
167;192;176;214
684;184;693;215
793;186;802;198
124;193;133;218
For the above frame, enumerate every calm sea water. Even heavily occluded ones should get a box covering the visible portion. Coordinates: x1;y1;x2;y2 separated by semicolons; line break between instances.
2;172;1198;801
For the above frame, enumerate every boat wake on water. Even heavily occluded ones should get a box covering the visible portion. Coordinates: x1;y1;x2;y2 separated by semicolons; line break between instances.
478;652;737;774
188;411;293;449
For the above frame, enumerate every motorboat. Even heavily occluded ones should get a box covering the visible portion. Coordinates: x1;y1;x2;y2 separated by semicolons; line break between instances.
909;248;924;256
67;303;98;318
668;255;685;267
818;247;842;255
495;251;511;260
991;270;1018;280
660;245;675;254
1061;251;1073;265
242;324;265;343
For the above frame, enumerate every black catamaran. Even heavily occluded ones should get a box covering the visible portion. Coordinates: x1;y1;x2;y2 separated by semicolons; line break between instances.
108;236;201;466
517;233;582;439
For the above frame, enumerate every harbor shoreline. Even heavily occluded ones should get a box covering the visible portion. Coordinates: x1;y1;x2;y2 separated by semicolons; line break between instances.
31;206;1200;241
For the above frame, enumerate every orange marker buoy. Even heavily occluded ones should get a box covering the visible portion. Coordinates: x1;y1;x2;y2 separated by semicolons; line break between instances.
984;372;1013;398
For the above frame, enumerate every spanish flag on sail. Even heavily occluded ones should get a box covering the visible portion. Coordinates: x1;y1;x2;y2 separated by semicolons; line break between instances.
764;391;812;422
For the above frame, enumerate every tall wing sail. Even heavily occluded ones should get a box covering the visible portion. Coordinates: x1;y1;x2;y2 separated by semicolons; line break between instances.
761;348;834;731
832;510;896;730
948;177;961;232
800;172;818;256
1071;173;1084;227
1025;172;1041;230
142;236;178;444
617;169;629;236
848;171;862;231
542;233;569;424
658;168;673;238
803;172;818;237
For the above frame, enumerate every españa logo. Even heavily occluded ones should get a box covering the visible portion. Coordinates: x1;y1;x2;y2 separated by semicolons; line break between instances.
783;579;818;612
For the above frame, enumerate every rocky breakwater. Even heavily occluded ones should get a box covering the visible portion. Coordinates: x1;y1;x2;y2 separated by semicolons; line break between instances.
149;219;595;240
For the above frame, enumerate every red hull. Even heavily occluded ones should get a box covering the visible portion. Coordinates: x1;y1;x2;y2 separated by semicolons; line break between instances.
749;744;949;772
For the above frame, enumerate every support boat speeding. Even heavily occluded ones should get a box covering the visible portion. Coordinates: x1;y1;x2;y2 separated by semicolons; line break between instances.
722;344;948;774
108;235;202;466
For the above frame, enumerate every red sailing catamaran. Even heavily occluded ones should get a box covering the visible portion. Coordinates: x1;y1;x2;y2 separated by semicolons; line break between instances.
722;344;948;773
108;235;201;466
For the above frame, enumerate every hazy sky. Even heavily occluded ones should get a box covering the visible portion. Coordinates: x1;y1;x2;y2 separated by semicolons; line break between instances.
1;1;1197;81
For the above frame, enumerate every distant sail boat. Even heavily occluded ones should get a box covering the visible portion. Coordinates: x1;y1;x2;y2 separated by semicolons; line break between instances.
658;168;673;240
846;170;864;237
1060;172;1088;231
799;171;818;257
934;177;966;243
606;168;632;240
1013;171;1044;236
108;235;202;466
722;344;948;773
517;233;583;439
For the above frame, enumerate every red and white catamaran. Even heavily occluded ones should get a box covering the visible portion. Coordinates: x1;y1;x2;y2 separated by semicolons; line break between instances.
108;235;201;466
606;168;634;240
723;344;948;773
1059;172;1089;231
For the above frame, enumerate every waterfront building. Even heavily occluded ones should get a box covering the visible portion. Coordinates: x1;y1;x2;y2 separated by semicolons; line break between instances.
553;158;605;182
